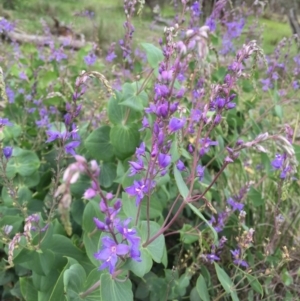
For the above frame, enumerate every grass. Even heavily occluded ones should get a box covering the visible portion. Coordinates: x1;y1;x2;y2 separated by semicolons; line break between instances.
2;0;163;52
259;18;294;55
2;0;294;54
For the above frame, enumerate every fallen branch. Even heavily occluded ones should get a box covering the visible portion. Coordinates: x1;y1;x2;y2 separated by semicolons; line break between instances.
2;30;93;50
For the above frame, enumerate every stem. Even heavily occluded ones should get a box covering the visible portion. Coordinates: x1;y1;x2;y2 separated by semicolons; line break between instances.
135;202;142;226
137;68;154;95
199;162;229;199
161;194;181;229
143;199;186;247
79;280;101;298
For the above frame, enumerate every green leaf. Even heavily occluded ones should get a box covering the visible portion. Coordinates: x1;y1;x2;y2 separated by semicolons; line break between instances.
281;269;293;286
100;273;133;301
180;224;199;244
196;275;210;301
71;199;85;225
6;149;40;178
120;95;144;112
2;185;32;207
246;274;263;296
293;144;300;162
141;43;163;69
122;192;138;220
188;204;218;244
40;258;77;301
32;270;60;293
260;153;272;175
170;139;180;163
85;126;115;162
83;199;104;232
124;248;153;277
81;269;101;301
50;235;93;273
248;187;264;207
274;105;283;120
110;124;140;160
140;191;164;220
29;249;55;276
39;70;59;90
20;277;38;301
212;67;227;83
99;162;117;188
83;200;104;266
190;287;202;301
214;262;239;301
83;231;101;268
174;273;191;297
64;263;87;299
140;221;165;263
22;171;41;188
108;91;139;124
161;243;168;268
3;123;22;140
10;280;22;299
174;166;189;200
48;122;66;134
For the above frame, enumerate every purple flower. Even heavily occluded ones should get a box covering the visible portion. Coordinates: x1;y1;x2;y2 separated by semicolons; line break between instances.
169;117;186;133
227;198;244;212
176;160;186;171
106;51;117;62
154;84;169;99
191;109;202;122
231;249;248;268
196;165;205;181
271;154;285;170
93;218;107;231
65;140;80;156
280;166;292;179
128;235;142;262
216;97;226;109
199;138;218;156
115;218;142;261
5;87;14;103
159;70;173;83
3;146;13;159
158;153;171;169
84;52;97;66
129;159;144;176
156;103;168;118
136;142;146;157
210;212;228;233
94;236;130;274
260;78;273;91
49;47;68;62
0;18;15;33
226;102;236;110
46;130;64;143
214;114;221;125
293;80;299;90
140;117;149;130
0;118;12;126
84;188;97;199
206;17;216;32
125;180;149;205
202;254;220;263
19;72;28;80
191;1;201;17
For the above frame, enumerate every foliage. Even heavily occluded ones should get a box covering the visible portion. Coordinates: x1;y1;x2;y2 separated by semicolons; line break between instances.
0;1;300;301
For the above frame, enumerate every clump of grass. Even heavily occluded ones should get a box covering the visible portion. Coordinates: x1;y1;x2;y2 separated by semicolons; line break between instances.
260;17;293;54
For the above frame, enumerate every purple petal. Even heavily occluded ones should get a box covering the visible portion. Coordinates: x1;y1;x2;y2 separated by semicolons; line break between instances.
116;244;130;255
